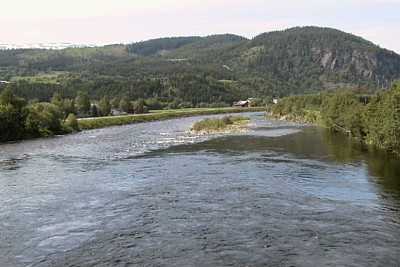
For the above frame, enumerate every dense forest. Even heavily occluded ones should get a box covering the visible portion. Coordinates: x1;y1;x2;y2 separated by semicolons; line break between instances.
1;26;400;149
269;79;400;155
0;26;399;106
0;87;78;142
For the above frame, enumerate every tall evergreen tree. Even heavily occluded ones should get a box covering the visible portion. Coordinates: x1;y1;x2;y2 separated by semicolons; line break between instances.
75;91;91;115
91;104;99;117
119;97;132;113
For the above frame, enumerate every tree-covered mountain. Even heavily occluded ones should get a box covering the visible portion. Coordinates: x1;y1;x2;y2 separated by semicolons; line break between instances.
125;36;202;56
242;27;400;93
1;26;399;104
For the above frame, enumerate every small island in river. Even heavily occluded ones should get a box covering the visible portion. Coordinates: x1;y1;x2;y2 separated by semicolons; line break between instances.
190;115;250;134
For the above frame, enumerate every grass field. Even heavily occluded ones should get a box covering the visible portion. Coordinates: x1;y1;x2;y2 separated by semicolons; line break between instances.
10;71;65;84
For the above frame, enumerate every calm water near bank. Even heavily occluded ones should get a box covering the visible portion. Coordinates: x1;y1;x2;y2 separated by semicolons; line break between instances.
1;113;399;266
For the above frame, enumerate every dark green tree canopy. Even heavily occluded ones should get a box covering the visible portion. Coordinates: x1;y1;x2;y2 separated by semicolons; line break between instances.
1;26;399;105
75;91;91;115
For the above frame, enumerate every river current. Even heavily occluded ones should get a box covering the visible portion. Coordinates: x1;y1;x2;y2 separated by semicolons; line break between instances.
1;113;399;266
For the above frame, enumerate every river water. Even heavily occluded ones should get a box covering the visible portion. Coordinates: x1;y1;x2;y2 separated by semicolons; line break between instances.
1;113;399;266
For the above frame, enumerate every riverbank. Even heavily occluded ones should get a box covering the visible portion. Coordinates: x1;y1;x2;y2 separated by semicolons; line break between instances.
78;107;266;130
266;84;400;156
264;110;319;124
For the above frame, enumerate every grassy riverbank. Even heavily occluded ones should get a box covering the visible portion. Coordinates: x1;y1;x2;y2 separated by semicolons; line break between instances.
78;107;266;130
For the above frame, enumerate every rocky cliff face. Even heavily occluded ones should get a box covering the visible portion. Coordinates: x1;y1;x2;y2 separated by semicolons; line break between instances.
314;47;400;88
245;26;400;91
312;47;376;79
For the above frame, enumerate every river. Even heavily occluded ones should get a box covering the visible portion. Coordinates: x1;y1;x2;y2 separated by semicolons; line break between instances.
1;113;399;266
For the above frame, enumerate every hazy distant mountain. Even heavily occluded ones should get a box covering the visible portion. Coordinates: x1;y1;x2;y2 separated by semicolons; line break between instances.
0;43;96;50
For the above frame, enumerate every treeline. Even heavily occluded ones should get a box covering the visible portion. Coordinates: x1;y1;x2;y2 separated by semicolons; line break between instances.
5;73;260;107
2;26;399;102
269;80;400;155
0;84;266;142
126;37;202;56
0;85;158;142
125;34;246;57
0;88;79;142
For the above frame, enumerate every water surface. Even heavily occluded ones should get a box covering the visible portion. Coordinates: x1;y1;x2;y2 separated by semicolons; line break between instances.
1;113;399;266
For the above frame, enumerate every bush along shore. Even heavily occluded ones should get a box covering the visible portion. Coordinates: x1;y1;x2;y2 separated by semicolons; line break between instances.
267;80;400;156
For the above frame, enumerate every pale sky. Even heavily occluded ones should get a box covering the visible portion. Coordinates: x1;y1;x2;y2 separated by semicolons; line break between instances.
1;0;399;53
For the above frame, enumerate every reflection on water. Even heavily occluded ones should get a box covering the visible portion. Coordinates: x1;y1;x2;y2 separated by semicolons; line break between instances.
319;129;400;200
0;114;399;266
145;125;400;205
364;149;400;200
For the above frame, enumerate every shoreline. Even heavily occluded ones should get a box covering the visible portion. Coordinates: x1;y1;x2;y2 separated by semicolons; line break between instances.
265;112;400;157
78;107;267;130
0;108;266;145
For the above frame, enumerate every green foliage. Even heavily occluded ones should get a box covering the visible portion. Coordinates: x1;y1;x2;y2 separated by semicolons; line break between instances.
9;80;75;102
0;103;25;141
1;26;400;151
248;98;263;107
126;36;202;56
1;26;399;106
26;102;64;136
248;26;400;90
119;97;132;113
62;98;77;117
0;87;27;112
145;98;162;110
132;99;148;114
190;115;248;133
97;96;111;116
380;83;400;154
321;91;364;138
0;88;68;141
91;104;99;117
364;80;400;154
63;113;79;133
270;93;322;122
51;92;63;108
0;88;28;141
75;91;91;115
0;87;265;142
269;80;400;155
51;92;76;118
178;102;194;109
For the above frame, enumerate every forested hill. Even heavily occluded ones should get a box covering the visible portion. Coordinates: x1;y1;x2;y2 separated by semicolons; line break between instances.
1;26;400;104
125;34;247;56
244;27;400;93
